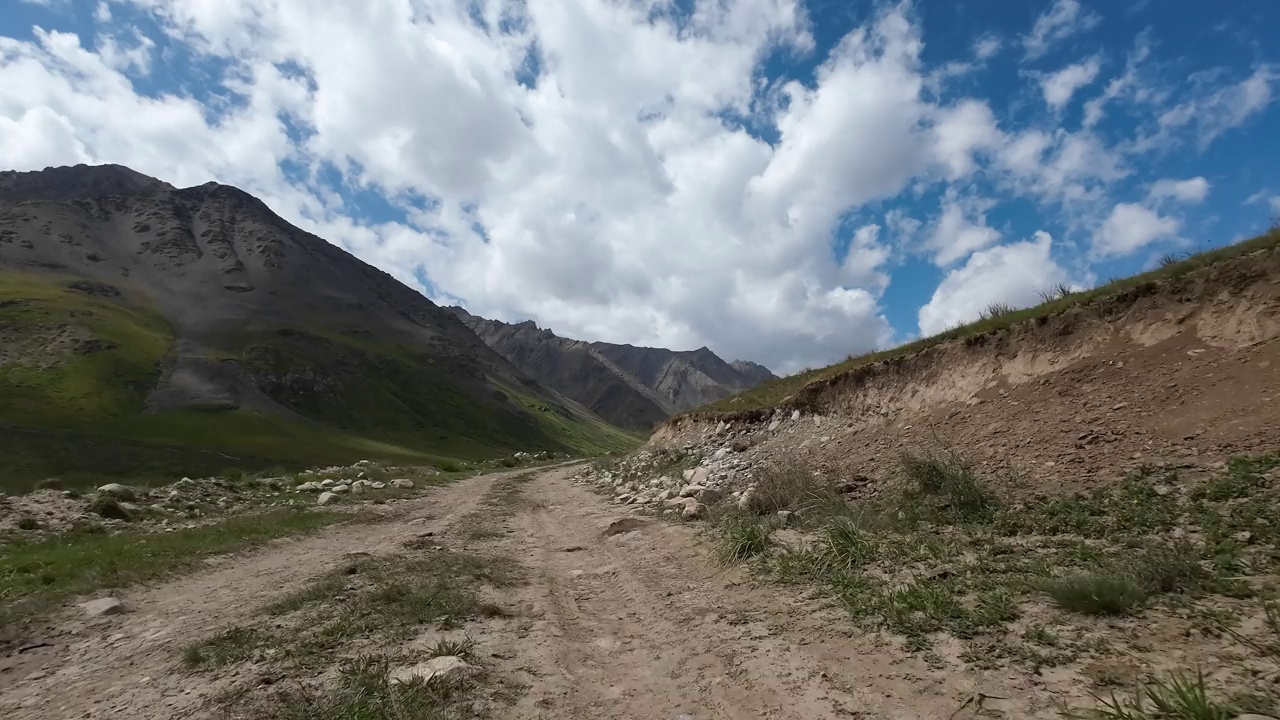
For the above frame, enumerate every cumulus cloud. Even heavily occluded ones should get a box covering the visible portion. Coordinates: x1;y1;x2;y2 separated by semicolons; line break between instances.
918;231;1072;335
925;196;1001;266
973;34;1001;60
1148;177;1209;204
1145;66;1277;151
1023;0;1101;60
1040;56;1101;109
1092;203;1180;257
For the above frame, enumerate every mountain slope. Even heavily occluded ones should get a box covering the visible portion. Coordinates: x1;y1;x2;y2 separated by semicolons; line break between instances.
0;164;637;489
448;308;776;427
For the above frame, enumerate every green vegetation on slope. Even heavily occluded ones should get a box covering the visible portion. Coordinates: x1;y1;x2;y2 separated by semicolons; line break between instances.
696;227;1280;415
0;272;638;492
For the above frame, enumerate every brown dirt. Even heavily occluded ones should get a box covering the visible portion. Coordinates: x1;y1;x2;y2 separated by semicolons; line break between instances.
655;245;1280;499
0;465;1117;720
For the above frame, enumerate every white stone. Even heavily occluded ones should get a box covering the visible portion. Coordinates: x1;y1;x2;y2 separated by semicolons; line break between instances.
317;492;338;506
679;485;704;498
689;467;708;485
682;502;707;520
737;487;756;512
332;484;350;494
97;484;136;500
320;479;336;488
351;483;366;495
682;469;696;482
295;481;322;492
81;597;127;617
768;420;780;432
655;489;672;502
390;655;476;684
391;479;415;489
791;409;801;421
713;448;729;461
371;481;386;490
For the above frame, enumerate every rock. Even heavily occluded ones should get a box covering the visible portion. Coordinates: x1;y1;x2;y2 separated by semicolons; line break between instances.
682;469;696;482
332;484;350;494
665;496;693;508
602;517;648;536
777;510;794;524
655;489;673;502
389;656;476;684
690;467;709;485
97;483;136;500
351;483;366;495
682;502;707;520
80;597;127;617
295;481;322;492
737;487;756;512
118;502;140;512
768;420;780;432
371;482;387;490
616;494;633;504
679;484;704;498
317;492;338;506
391;479;415;489
320;479;336;488
696;487;722;505
791;409;801;421
1235;531;1254;544
713;448;729;461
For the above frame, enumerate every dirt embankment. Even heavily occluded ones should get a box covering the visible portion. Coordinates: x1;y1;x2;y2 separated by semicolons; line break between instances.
653;246;1280;496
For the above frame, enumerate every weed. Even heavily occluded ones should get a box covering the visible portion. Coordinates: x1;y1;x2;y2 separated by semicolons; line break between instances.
1126;542;1210;594
1061;669;1236;720
86;495;130;520
747;465;840;515
1024;625;1059;646
718;518;773;562
182;626;270;668
15;517;39;531
427;636;477;661
32;477;63;491
1036;573;1147;616
899;452;997;521
245;653;484;719
819;517;875;572
980;301;1017;320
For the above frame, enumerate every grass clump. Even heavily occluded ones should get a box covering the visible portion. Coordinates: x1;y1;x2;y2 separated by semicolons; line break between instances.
0;509;344;626
747;465;842;516
427;635;477;661
245;653;484;720
15;517;40;531
182;626;270;669
899;451;997;522
1035;573;1147;616
819;516;875;572
1062;670;1238;720
717;517;773;562
86;495;131;521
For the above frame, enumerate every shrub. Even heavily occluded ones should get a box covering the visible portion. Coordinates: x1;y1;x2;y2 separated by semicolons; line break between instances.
16;517;40;531
436;460;464;473
748;465;841;515
1036;573;1146;615
86;496;131;521
1061;669;1234;720
899;452;996;521
1126;543;1209;594
819;517;874;572
718;519;773;562
33;477;63;491
979;301;1016;320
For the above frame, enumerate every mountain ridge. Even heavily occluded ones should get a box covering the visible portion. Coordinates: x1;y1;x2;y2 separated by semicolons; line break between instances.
445;307;776;430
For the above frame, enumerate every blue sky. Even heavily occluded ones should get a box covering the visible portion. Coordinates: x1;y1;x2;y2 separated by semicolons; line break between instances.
2;0;1278;373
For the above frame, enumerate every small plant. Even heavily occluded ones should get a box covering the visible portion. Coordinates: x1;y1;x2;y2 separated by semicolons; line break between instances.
819;517;874;572
1159;251;1187;268
1038;282;1075;303
979;301;1016;320
436;460;464;473
427;635;477;661
1061;669;1235;719
86;495;131;521
1036;573;1146;616
15;517;40;531
746;465;840;515
33;477;63;491
183;626;269;669
718;519;773;562
1126;542;1209;594
899;452;996;521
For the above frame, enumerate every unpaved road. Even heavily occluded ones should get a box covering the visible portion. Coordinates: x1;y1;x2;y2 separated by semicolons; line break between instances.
1;466;1087;719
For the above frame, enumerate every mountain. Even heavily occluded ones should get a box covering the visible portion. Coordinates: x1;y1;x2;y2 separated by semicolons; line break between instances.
446;308;776;430
0;164;637;489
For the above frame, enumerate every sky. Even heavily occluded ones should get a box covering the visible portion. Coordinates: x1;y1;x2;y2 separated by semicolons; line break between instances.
1;0;1278;374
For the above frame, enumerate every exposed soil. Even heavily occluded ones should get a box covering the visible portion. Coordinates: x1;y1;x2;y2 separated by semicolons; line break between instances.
0;465;1179;720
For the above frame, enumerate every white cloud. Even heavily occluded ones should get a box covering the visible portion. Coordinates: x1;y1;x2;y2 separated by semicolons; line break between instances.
1245;190;1280;217
1092;202;1180;257
1148;177;1209;204
973;34;1001;60
925;196;1001;266
1148;66;1277;150
1040;56;1100;109
1082;31;1152;128
918;231;1072;335
931;99;1002;179
1023;0;1101;60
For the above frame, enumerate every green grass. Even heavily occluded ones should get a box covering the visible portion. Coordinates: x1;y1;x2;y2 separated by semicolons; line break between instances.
0;509;344;626
238;654;486;720
1035;573;1148;616
692;227;1280;415
0;271;639;492
1062;670;1238;720
184;550;520;671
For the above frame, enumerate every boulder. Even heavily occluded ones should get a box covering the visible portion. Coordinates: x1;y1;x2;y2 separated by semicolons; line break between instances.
655;489;673;502
616;494;633;504
371;482;387;490
713;448;730;461
295;481;322;492
791;409;801;421
768;420;780;432
332;484;350;494
689;468;709;485
391;479;415;489
696;487;722;505
320;479;336;488
390;655;476;684
317;492;338;506
682;468;696;482
80;597;127;617
351;483;366;495
97;483;136;501
679;484;704;498
681;502;707;520
737;487;756;512
777;510;795;525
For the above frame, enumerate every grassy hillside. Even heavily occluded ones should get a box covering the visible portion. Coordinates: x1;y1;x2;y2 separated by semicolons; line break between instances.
694;228;1280;416
0;272;638;492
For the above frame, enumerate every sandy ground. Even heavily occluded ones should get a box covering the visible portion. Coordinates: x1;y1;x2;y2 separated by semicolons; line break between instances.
2;466;1099;720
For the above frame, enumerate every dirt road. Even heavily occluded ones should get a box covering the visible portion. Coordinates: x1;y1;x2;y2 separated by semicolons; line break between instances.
1;466;1088;719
